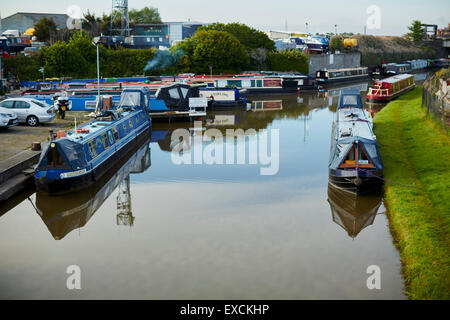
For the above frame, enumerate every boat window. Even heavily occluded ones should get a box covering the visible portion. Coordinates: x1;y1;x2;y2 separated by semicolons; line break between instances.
358;146;370;163
107;130;115;145
340;143;376;168
180;87;189;99
344;145;356;164
169;88;180;99
101;133;110;148
119;91;141;108
88;140;98;159
112;127;120;140
342;95;358;106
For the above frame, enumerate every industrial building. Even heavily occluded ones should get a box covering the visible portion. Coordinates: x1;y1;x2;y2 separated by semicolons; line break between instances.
0;12;69;35
134;22;205;47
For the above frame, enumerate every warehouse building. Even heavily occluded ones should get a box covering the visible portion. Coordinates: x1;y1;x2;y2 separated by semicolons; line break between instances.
1;12;69;35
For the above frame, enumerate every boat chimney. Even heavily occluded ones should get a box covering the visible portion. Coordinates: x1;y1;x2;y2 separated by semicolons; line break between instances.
49;130;55;141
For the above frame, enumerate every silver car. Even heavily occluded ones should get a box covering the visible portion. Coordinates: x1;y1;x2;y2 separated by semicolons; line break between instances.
0;98;56;126
0;110;19;129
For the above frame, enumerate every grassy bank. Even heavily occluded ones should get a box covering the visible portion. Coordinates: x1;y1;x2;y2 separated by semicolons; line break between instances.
373;87;450;299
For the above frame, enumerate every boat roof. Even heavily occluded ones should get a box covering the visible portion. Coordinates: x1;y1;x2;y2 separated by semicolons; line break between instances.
337;108;375;141
336;90;375;141
323;67;367;72
67;120;115;143
377;73;414;84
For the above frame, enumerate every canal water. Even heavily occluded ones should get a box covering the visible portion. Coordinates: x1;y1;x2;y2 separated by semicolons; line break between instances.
0;81;407;299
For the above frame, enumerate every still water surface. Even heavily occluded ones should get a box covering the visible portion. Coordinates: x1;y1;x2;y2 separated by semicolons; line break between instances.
0;83;406;299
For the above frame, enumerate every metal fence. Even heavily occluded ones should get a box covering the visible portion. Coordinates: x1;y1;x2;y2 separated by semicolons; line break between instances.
422;86;449;132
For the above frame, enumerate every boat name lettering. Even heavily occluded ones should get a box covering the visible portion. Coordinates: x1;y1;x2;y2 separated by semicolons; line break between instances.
60;169;87;179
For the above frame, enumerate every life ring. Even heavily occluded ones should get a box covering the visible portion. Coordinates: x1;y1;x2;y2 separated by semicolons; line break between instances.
76;128;90;134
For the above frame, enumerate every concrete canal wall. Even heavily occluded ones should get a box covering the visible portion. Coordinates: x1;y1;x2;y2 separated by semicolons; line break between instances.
308;52;361;76
0;149;41;203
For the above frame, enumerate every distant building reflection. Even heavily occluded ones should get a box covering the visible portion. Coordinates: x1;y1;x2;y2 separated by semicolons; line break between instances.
327;184;383;238
35;140;151;240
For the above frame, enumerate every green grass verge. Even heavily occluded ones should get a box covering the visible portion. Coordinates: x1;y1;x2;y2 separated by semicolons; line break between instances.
373;87;450;300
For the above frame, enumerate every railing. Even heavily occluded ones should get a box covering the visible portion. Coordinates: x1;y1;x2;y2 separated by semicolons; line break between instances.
368;87;390;97
422;86;449;132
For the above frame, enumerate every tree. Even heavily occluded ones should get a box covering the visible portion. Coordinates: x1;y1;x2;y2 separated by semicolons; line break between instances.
407;20;425;42
129;7;162;25
199;23;275;52
34;18;57;42
82;11;102;37
329;36;344;53
176;30;249;74
267;50;308;73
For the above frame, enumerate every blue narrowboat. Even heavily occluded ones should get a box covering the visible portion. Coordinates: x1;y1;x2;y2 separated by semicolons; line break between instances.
328;89;383;195
34;88;152;194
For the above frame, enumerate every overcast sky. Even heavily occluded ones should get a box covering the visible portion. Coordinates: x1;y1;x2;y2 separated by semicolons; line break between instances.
1;0;449;35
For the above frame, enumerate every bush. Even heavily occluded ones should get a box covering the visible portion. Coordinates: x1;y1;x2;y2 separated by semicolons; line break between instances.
267;50;308;73
4;31;156;81
329;36;344;53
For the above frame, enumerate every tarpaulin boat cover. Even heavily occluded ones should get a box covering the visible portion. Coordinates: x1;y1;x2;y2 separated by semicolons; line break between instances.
119;88;150;110
156;83;200;111
329;136;383;170
37;140;88;171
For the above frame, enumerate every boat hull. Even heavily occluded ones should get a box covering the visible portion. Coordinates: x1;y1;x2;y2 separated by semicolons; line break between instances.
366;84;415;104
317;75;369;87
328;168;383;195
35;127;151;195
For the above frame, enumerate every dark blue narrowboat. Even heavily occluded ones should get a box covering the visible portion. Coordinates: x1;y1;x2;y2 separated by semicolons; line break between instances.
34;88;152;194
328;89;383;195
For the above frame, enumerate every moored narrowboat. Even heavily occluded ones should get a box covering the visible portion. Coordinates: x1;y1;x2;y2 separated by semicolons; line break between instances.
34;88;152;194
366;74;415;103
214;74;318;94
328;90;383;195
35;140;151;239
316;67;369;85
385;63;412;75
199;87;248;109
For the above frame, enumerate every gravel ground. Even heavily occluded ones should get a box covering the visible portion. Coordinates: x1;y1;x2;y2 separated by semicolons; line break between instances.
0;111;91;161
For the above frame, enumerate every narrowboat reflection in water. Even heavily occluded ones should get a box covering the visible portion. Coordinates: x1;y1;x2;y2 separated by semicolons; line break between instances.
327;184;383;238
35;140;151;240
34;88;152;194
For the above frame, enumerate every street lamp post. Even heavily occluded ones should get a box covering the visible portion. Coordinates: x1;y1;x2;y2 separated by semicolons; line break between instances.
93;37;101;113
38;67;45;82
208;64;213;78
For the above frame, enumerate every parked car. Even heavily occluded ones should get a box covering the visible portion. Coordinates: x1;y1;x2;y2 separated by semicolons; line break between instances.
23;46;39;57
0;109;18;129
0;98;55;126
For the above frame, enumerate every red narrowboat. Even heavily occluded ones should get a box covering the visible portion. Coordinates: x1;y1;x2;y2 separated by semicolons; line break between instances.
366;74;415;103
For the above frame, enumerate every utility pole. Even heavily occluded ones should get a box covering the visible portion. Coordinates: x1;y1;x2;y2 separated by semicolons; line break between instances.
335;24;338;35
306;22;309;35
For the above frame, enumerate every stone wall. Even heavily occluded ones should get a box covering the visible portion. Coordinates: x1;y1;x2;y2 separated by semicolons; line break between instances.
308;52;361;76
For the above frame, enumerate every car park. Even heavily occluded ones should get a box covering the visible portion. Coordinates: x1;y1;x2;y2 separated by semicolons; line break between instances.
0;98;55;126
